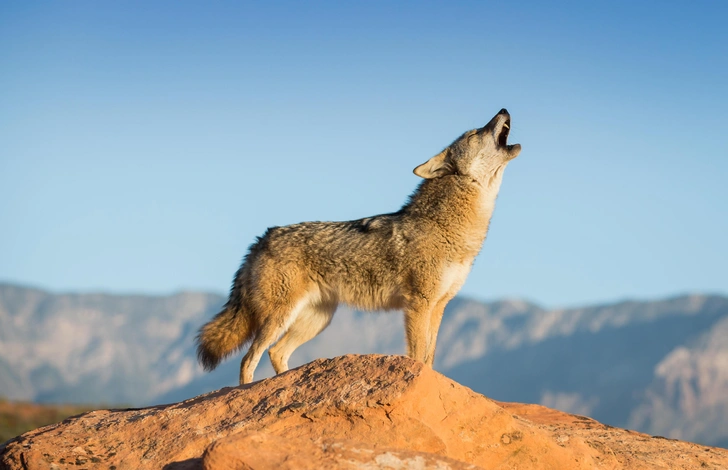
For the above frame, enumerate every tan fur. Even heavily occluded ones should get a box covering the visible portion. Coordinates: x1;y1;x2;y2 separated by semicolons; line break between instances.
196;109;521;384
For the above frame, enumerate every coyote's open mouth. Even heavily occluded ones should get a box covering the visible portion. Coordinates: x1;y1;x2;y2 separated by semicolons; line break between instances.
497;119;510;147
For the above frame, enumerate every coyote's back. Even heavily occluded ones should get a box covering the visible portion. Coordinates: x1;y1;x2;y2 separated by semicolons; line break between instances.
197;108;521;384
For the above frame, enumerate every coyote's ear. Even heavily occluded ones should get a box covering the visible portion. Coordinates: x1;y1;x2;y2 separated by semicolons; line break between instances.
413;149;452;179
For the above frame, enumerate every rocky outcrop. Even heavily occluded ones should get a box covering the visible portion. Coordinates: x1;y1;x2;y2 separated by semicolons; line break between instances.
2;355;727;469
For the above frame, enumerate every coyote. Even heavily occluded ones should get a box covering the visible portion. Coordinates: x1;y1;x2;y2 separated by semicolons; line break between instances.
197;108;521;384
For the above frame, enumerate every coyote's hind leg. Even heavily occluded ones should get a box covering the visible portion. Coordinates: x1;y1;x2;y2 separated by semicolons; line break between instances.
268;300;336;374
238;290;313;384
239;320;287;385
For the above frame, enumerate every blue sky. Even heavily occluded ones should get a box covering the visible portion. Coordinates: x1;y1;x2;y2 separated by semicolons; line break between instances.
1;1;726;308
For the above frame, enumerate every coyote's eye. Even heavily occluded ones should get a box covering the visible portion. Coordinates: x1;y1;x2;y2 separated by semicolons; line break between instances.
497;120;510;147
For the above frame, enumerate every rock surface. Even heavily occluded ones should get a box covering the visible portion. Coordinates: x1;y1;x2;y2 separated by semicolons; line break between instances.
1;354;727;470
202;433;483;469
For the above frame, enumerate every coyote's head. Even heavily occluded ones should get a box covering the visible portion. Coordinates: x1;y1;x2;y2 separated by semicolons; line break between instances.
414;108;521;182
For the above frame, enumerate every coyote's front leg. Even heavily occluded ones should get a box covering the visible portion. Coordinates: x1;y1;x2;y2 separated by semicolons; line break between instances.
424;297;450;367
404;299;434;365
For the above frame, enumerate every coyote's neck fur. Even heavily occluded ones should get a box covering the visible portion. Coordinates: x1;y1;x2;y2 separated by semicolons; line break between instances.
403;168;505;257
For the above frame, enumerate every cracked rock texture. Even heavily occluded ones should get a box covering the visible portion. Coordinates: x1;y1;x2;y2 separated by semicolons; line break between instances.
1;354;727;469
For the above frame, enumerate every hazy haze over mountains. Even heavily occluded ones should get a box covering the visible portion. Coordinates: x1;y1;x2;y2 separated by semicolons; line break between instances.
1;283;726;447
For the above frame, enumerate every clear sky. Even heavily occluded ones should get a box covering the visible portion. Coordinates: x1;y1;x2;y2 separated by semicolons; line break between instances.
1;1;726;308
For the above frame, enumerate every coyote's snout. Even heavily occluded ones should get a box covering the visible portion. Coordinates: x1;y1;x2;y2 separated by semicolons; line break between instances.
197;109;521;384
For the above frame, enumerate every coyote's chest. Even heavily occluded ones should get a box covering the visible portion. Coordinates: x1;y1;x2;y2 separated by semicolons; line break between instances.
438;260;473;299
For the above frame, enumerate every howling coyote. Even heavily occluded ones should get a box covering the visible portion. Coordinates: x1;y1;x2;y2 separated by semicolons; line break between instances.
197;108;521;384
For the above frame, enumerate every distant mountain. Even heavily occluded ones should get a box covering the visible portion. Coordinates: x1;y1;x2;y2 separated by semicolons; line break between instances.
0;283;222;404
1;282;727;447
440;295;728;448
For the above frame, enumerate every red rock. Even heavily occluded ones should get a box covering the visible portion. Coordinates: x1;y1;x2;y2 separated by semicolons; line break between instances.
1;355;726;470
202;432;482;469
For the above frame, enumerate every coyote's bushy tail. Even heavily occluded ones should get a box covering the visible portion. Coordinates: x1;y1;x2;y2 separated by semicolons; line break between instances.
196;301;256;371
